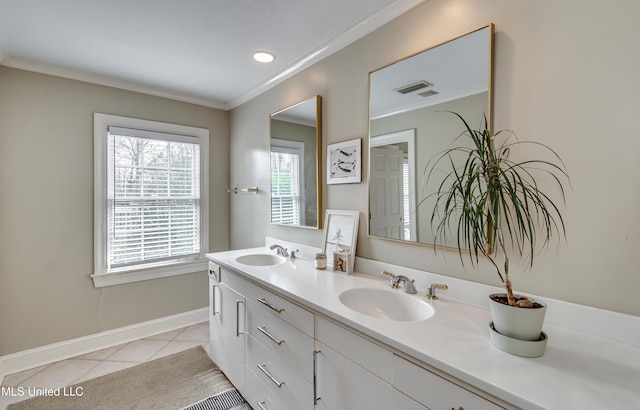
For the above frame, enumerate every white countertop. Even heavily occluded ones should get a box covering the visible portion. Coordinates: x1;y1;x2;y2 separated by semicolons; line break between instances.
207;247;640;409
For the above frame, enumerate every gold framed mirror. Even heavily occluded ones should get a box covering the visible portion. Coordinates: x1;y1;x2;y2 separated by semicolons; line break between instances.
368;24;494;247
270;95;323;229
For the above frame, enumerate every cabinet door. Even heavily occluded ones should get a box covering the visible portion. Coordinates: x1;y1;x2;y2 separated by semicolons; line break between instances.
394;355;503;410
314;340;394;410
209;282;245;390
208;274;221;363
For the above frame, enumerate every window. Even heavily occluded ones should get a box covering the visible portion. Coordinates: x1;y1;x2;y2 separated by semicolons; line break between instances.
93;114;209;287
270;139;304;225
403;158;411;241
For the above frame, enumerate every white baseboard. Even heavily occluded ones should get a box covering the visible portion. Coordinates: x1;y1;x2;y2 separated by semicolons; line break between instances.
0;307;208;384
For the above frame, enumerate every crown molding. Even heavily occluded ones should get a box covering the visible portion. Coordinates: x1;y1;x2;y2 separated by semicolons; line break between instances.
1;0;427;111
1;57;229;110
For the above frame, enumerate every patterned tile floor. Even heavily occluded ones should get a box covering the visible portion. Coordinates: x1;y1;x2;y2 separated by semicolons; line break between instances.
0;322;209;409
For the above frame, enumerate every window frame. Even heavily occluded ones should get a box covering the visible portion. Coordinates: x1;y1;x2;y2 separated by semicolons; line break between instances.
93;113;209;287
270;139;305;225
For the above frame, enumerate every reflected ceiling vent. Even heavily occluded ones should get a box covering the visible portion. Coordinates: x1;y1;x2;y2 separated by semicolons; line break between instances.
417;89;439;98
395;80;433;94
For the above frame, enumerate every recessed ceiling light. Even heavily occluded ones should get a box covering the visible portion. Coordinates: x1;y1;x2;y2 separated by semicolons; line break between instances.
253;51;275;63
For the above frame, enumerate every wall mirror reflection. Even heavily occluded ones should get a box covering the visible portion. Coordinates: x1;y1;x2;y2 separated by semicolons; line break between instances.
270;95;322;229
368;24;494;247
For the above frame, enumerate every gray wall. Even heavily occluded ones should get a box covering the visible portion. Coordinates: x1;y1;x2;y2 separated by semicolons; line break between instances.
0;67;230;355
229;0;640;316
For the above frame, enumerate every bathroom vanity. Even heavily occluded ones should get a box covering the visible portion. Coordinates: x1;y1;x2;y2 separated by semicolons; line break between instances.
207;246;640;409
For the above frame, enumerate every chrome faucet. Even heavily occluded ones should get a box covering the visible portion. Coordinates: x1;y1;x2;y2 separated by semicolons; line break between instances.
382;271;417;294
394;276;418;294
269;244;289;257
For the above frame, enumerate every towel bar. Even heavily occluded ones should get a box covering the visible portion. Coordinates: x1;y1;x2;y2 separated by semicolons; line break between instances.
227;187;259;194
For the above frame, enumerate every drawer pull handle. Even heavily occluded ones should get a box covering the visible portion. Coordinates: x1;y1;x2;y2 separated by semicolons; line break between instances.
257;401;267;410
236;300;244;337
257;298;284;314
211;284;219;316
313;349;321;404
257;363;285;388
257;326;285;345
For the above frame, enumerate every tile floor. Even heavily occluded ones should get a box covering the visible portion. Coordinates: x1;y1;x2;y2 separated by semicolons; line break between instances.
0;322;209;409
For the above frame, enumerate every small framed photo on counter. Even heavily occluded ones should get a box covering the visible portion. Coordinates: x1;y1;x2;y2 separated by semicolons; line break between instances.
333;251;353;274
321;209;359;272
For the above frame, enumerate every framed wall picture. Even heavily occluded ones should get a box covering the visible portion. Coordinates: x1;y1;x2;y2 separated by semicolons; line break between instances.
327;138;361;184
321;210;359;272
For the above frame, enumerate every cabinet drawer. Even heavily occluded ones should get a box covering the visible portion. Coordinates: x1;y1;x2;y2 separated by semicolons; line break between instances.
246;333;313;410
247;298;314;380
393;355;503;410
316;316;393;383
228;273;314;337
244;364;290;410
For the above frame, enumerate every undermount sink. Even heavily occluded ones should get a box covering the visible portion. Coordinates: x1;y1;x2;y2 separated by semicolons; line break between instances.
339;287;435;322
235;253;287;267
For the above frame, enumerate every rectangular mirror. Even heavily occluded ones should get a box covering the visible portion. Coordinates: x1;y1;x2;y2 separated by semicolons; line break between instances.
270;95;322;229
368;24;494;247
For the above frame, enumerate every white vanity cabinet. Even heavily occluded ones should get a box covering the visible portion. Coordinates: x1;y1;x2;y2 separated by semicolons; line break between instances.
208;264;245;390
245;296;314;379
222;267;315;410
315;316;502;410
315;316;395;410
393;355;502;410
314;340;394;410
209;259;505;410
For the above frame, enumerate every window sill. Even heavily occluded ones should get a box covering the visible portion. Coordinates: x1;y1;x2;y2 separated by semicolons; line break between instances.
91;259;208;288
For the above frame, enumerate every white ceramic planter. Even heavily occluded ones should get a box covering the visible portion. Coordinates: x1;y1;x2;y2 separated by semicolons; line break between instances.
489;294;547;341
488;322;548;358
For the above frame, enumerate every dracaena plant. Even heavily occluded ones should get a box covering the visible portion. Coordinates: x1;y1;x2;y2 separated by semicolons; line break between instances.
425;112;569;307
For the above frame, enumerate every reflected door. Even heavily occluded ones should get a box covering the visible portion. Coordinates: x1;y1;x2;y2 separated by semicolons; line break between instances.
370;146;404;239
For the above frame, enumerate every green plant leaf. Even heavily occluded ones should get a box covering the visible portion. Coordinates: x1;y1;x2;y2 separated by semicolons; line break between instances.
424;112;569;305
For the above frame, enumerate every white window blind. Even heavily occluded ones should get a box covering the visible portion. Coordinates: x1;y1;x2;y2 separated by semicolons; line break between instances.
107;126;201;269
270;146;302;225
403;158;411;241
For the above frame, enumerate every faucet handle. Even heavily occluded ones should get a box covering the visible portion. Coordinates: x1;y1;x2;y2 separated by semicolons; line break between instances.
381;271;399;288
426;283;448;300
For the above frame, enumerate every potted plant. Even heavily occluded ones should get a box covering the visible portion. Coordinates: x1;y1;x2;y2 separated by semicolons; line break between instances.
425;112;569;356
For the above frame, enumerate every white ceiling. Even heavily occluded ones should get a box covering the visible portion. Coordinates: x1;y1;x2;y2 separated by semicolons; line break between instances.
0;0;426;110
